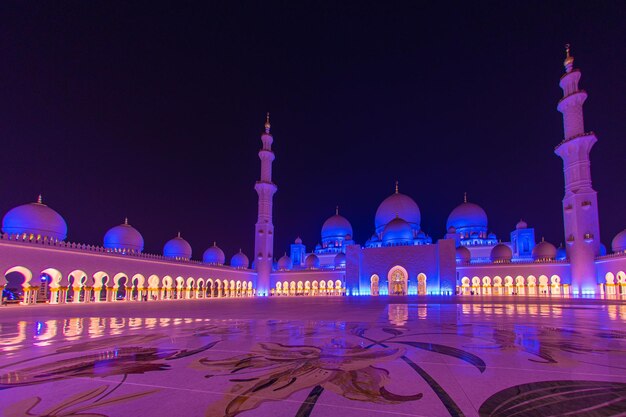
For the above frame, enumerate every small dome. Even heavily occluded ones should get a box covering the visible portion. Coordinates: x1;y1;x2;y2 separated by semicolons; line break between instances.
295;236;303;244
334;252;346;268
2;196;67;241
304;254;320;269
446;201;488;230
277;253;293;270
532;240;557;261
382;217;413;245
600;243;607;256
104;219;144;252
447;226;457;234
203;242;225;265
556;246;567;260
163;233;192;260
488;232;496;239
612;229;626;253
456;246;471;262
230;250;249;269
375;189;421;232
516;219;528;229
321;209;353;240
490;243;512;262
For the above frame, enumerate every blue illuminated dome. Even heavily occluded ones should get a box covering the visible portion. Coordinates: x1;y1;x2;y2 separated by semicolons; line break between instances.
321;211;353;240
456;246;471;262
230;250;249;269
203;242;225;265
532;240;557;261
2;196;67;240
334;252;346;268
612;229;626;253
304;253;320;269
446;201;488;230
103;219;144;252
375;188;421;233
556;245;567;260
490;243;512;262
277;253;293;270
382;216;413;246
163;233;192;260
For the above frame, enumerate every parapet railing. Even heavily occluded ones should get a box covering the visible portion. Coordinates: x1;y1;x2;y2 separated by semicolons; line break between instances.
457;257;569;266
0;233;248;270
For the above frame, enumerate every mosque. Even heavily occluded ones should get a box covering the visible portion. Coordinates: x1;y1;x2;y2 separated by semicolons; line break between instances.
0;46;625;305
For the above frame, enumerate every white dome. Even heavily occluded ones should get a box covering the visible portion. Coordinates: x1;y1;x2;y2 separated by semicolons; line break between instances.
334;252;346;268
2;197;67;241
612;229;626;253
532;240;557;261
203;242;225;265
304;254;320;269
456;246;471;262
516;219;528;229
104;219;144;252
382;216;413;246
163;233;192;260
277;253;293;270
230;250;249;269
321;211;353;240
375;189;421;233
447;201;488;230
490;243;512;262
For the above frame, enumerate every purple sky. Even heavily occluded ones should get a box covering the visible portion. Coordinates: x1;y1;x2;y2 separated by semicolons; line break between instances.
1;1;625;259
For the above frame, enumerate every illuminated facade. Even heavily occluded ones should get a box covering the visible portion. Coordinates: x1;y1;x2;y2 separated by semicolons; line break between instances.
0;46;625;304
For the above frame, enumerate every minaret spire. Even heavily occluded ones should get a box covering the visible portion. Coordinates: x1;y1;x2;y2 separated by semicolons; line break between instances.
554;45;600;295
254;112;278;296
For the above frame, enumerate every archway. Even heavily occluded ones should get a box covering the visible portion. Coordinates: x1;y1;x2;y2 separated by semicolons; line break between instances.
5;266;33;304
67;269;87;303
417;273;427;295
605;272;616;295
370;274;380;296
388;266;408;296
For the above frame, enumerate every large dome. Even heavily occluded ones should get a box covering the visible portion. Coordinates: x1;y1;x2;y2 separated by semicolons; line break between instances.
2;197;67;241
321;209;353;240
447;201;488;230
230;250;249;269
382;217;413;246
163;233;192;260
103;219;144;252
375;189;421;232
612;229;626;253
203;242;225;265
334;252;346;268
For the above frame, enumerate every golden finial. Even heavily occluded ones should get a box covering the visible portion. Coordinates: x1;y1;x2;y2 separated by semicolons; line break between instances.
464;192;467;203
37;194;43;204
124;217;128;225
213;241;217;247
336;205;339;215
395;180;399;194
177;231;181;238
264;112;271;133
564;43;574;73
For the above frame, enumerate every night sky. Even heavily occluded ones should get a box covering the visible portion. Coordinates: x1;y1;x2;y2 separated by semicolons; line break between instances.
1;2;625;261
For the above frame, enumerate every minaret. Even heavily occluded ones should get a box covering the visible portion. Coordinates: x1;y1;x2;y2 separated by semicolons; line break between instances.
254;112;277;295
554;44;600;294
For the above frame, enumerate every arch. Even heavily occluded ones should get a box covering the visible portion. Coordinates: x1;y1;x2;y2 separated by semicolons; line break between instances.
388;265;408;296
417;273;427;295
113;273;129;301
527;275;537;295
550;274;562;295
335;279;342;295
605;272;615;284
471;276;480;287
493;276;502;286
482;276;491;286
6;266;33;287
93;271;110;302
66;269;89;303
370;274;380;296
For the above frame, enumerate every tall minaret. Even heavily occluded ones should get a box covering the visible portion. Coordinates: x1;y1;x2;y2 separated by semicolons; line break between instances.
254;112;277;295
554;44;600;294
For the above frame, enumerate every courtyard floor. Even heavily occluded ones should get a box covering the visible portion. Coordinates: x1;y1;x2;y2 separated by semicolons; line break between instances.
0;296;625;417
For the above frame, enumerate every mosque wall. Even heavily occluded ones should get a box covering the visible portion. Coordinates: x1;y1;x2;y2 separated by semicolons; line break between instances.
346;239;456;296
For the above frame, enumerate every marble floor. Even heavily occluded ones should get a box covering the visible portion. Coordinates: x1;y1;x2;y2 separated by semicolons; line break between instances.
1;296;625;417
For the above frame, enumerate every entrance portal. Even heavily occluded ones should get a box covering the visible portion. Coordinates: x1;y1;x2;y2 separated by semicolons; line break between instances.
388;266;408;296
